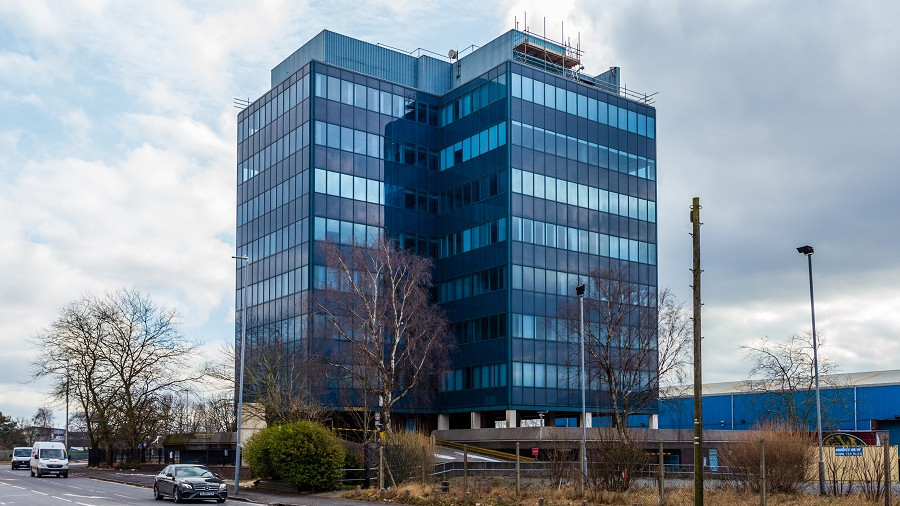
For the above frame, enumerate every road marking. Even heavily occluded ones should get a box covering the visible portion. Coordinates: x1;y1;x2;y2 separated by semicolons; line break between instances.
34;490;49;495
52;497;74;502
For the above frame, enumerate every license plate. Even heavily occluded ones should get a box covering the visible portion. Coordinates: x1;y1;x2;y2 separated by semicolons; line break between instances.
199;492;214;495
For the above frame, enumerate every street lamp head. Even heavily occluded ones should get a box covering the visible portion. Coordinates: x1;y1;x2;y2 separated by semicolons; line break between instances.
797;245;814;255
575;283;585;296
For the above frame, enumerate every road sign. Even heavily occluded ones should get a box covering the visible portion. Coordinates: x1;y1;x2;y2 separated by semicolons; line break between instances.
708;448;718;472
835;446;864;457
531;448;539;457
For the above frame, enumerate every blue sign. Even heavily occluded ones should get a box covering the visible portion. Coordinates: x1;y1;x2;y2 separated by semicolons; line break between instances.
709;448;718;471
835;446;864;457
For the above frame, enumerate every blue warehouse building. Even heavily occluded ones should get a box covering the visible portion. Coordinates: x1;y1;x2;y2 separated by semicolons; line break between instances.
235;29;657;431
660;370;900;445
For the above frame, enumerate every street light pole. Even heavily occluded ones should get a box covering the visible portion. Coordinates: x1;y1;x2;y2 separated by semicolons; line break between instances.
232;255;249;496
576;283;587;496
65;358;69;451
797;245;825;496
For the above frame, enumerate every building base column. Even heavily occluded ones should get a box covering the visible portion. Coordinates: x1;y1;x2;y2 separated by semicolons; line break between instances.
438;414;450;431
505;409;518;428
470;411;482;429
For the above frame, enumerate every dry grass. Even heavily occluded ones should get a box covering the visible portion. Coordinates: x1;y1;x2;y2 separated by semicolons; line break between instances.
344;478;884;505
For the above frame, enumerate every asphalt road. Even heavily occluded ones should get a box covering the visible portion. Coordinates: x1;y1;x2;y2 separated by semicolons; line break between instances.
0;467;266;506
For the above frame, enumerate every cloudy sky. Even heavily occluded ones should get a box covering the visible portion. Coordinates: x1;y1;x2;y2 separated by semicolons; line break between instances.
1;0;898;423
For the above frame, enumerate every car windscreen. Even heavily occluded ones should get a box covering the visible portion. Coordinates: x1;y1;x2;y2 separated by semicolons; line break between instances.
13;449;31;457
176;466;212;477
39;449;65;459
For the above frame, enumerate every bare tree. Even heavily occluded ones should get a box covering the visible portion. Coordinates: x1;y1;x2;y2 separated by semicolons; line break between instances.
30;288;202;465
315;236;451;434
562;266;684;442
243;342;326;426
193;396;236;433
204;340;322;429
742;332;845;431
31;407;55;431
656;288;692;389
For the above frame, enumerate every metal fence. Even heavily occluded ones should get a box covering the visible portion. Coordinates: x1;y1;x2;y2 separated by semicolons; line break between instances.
86;447;237;467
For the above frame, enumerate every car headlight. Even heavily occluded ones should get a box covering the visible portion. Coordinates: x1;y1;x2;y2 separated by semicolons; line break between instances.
219;483;227;491
180;483;194;490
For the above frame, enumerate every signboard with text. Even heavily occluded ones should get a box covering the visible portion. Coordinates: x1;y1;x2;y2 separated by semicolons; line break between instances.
835;446;864;457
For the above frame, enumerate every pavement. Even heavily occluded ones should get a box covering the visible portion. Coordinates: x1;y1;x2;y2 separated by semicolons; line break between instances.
71;465;368;506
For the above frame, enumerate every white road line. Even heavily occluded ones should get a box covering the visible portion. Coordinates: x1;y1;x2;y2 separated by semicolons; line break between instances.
52;497;73;502
34;490;49;495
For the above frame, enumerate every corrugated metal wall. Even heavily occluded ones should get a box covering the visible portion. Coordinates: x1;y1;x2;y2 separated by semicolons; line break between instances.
660;383;900;432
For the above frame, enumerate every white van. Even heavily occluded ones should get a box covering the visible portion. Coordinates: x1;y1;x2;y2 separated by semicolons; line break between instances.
30;441;68;478
11;447;31;470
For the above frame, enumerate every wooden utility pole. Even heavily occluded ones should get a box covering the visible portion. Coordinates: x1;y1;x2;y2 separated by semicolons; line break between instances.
691;197;704;506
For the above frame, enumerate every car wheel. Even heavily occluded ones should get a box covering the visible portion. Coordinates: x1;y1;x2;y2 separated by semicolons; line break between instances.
217;499;225;503
154;485;164;500
35;469;42;478
173;487;182;503
62;473;68;478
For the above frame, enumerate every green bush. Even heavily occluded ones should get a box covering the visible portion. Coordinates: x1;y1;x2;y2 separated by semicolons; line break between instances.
114;459;140;470
244;421;345;491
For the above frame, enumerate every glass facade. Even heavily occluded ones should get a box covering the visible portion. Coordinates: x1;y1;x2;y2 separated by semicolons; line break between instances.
236;29;657;428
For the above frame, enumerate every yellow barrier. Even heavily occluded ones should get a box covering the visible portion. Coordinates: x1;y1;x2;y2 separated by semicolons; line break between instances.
434;439;536;462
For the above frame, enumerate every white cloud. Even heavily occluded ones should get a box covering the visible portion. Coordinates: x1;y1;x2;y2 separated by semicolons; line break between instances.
0;0;898;421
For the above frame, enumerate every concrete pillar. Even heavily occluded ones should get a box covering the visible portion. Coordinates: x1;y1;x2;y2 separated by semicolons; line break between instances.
470;411;482;429
649;413;659;430
505;409;518;428
438;414;450;431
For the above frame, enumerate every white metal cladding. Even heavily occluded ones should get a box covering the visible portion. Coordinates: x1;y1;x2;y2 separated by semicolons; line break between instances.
662;369;900;398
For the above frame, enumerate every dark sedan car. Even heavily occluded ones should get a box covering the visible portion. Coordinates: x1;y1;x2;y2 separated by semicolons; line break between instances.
153;464;227;503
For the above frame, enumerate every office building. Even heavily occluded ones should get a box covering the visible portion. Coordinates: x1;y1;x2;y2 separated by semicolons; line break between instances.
235;28;657;431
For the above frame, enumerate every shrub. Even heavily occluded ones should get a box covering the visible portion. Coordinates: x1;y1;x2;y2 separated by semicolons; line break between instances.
718;422;812;494
244;421;345;491
114;459;140;470
383;431;434;485
586;427;650;496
